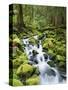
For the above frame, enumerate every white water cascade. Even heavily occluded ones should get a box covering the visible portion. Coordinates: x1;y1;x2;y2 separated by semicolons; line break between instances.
23;36;64;85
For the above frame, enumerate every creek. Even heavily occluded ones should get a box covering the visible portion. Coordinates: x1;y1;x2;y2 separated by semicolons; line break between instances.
23;35;65;85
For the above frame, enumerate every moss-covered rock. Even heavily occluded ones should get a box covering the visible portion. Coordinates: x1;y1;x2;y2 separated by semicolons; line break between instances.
55;41;61;46
48;49;56;58
26;76;40;85
56;46;66;56
43;38;54;49
16;64;34;78
34;68;40;75
56;55;65;62
43;41;49;49
18;53;28;63
9;79;23;86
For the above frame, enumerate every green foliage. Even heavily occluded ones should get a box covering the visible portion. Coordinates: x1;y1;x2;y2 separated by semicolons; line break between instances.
12;47;22;59
43;38;54;49
19;53;28;63
13;15;18;26
13;59;23;68
12;34;21;44
48;49;55;57
56;46;66;56
13;74;19;79
9;79;23;86
13;52;28;68
56;55;65;62
29;37;36;45
9;72;19;79
13;38;20;44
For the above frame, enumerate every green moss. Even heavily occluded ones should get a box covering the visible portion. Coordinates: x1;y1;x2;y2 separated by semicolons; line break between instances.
56;46;66;56
56;55;65;62
13;74;19;79
10;34;21;45
9;79;23;86
13;53;28;68
26;76;40;85
16;64;34;77
29;37;36;45
13;59;23;68
12;47;22;59
48;49;55;57
56;41;62;46
43;38;54;49
13;15;17;26
19;53;28;64
9;73;19;79
43;42;48;49
13;34;18;39
13;38;20;44
34;68;40;75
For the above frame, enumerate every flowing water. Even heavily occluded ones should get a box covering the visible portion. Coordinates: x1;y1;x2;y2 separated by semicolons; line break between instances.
23;36;65;85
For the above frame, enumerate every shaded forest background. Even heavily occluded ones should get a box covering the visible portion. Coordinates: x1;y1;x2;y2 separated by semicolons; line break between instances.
9;4;66;86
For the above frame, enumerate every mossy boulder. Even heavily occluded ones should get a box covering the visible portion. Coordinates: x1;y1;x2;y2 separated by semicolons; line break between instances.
18;53;28;63
55;41;62;46
48;40;54;48
13;51;28;66
9;79;23;86
26;76;40;85
43;38;54;49
43;41;48;49
56;55;65;62
48;49;56;58
16;64;34;78
56;46;66;56
48;49;53;55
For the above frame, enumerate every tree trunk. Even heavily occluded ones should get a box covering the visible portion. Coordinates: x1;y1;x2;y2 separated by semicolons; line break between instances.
17;4;25;31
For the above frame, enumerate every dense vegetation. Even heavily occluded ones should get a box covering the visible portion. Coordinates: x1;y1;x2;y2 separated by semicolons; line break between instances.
9;4;66;86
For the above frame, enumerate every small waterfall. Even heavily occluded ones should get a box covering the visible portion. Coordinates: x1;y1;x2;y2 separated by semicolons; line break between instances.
22;36;64;85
